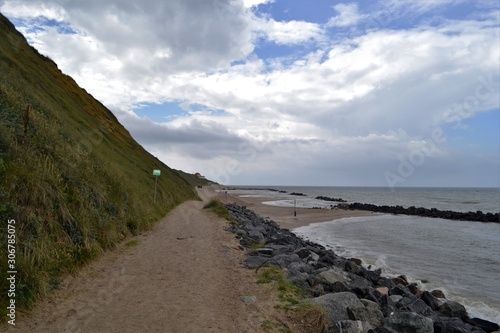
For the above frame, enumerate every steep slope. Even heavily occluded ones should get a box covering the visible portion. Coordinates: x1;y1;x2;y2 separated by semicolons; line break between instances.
0;13;200;315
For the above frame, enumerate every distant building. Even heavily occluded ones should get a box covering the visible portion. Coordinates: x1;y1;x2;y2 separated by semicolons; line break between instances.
194;172;206;179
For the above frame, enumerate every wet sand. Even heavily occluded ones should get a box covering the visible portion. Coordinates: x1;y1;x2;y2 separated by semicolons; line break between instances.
215;189;376;230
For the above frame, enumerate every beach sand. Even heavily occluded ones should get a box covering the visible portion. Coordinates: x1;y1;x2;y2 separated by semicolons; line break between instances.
215;187;376;230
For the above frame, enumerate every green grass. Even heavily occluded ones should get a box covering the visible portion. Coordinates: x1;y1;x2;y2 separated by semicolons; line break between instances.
257;267;329;333
0;14;200;318
203;198;233;221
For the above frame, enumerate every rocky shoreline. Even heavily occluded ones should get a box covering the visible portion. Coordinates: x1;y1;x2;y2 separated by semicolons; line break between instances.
338;203;499;223
226;203;500;333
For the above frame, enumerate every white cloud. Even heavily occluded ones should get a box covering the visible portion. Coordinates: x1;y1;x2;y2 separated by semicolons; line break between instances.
327;3;364;27
2;0;498;186
0;0;67;21
263;19;325;44
242;0;274;8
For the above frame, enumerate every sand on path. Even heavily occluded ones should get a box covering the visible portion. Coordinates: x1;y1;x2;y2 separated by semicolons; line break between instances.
8;186;282;333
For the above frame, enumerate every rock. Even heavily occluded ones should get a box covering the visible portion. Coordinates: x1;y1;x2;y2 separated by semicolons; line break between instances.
420;291;441;310
385;312;434;333
247;230;265;243
348;274;374;291
380;295;397;317
438;301;469;320
244;256;278;268
329;320;373;333
390;285;413;297
287;261;314;274
309;292;365;324
360;270;382;285
390;295;403;304
433;317;472;333
350;258;363;266
370;327;400;333
252;247;274;256
409;283;423;297
295;247;311;259
316;267;351;286
431;290;446;299
240;295;257;303
396;298;434;317
272;254;302;267
393;275;409;286
376;287;389;296
466;318;500;333
347;300;385;327
346;260;363;273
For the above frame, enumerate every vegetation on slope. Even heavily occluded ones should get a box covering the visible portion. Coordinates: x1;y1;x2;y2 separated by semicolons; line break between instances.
0;13;199;315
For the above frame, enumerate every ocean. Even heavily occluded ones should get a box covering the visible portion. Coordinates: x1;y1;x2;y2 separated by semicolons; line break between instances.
231;186;500;323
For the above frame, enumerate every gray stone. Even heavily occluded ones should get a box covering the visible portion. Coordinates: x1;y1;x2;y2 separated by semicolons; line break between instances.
309;252;320;263
287;261;314;274
421;291;442;311
316;267;351;286
240;295;257;303
329;320;373;333
385;312;434;333
244;256;279;268
309;292;365;324
273;254;302;267
347;303;385;327
253;247;274;256
248;230;265;243
390;295;403;303
397;298;434;317
438;301;468;320
433;317;472;333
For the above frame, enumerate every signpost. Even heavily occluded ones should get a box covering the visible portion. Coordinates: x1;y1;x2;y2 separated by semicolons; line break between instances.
153;169;161;201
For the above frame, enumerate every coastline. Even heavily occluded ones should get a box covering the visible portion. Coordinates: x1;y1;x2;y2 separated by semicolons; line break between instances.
224;199;500;332
215;190;375;229
218;186;500;328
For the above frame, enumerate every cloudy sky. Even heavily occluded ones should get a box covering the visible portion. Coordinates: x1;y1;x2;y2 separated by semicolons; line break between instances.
1;0;499;187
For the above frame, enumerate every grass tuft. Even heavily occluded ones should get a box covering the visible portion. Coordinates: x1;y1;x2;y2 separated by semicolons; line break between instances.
203;198;233;221
257;267;328;333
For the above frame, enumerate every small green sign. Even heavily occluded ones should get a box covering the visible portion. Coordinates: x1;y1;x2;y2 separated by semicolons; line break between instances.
153;169;161;176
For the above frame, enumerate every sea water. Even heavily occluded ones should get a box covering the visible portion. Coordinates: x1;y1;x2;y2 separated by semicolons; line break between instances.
229;186;500;323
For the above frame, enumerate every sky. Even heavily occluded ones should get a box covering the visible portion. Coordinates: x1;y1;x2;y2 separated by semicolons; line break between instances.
1;0;499;187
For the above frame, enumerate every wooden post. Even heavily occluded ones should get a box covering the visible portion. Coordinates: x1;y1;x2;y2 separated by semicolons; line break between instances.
23;105;30;144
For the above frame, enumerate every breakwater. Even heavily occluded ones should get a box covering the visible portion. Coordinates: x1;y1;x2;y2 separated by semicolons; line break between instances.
226;203;499;333
338;203;499;223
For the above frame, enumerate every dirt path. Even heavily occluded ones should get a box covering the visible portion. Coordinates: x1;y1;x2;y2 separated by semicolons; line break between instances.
8;187;285;333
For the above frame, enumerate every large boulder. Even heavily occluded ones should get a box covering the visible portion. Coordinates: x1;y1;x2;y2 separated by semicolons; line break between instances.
438;301;469;320
433;317;473;333
385;312;434;333
421;291;442;311
315;267;351;286
466;318;500;333
396;298;435;317
347;299;385;327
309;292;365;324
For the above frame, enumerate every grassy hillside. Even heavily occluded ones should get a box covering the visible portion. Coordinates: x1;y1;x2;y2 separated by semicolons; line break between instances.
0;13;201;315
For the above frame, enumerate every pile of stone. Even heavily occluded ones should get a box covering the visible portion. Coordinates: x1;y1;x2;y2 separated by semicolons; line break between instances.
225;203;499;333
316;196;348;203
338;203;499;223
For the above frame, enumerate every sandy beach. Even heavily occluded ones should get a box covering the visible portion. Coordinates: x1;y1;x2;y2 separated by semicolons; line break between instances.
215;188;376;230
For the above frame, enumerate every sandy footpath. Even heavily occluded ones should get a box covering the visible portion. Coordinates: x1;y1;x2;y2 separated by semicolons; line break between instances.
7;186;286;333
216;190;375;230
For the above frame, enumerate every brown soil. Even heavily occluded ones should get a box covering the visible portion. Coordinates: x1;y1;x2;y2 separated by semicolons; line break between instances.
7;186;297;333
